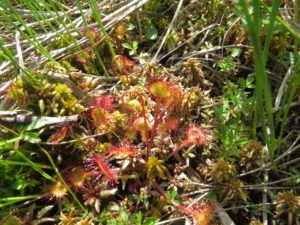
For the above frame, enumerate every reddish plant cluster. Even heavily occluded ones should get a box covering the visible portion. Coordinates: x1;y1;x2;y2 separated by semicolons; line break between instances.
175;202;215;225
74;28;103;65
112;55;137;88
85;153;118;186
66;166;90;190
45;57;211;222
166;125;208;160
50;124;70;145
112;55;136;77
86;94;115;131
108;143;139;158
186;125;208;146
91;94;114;112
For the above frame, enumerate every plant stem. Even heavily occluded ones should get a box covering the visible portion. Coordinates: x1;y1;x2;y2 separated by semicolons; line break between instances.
0;160;52;169
39;146;87;213
295;0;300;24
240;0;276;161
0;195;42;202
77;1;110;77
165;141;189;160
295;0;300;52
121;90;150;159
88;0;116;57
148;99;162;148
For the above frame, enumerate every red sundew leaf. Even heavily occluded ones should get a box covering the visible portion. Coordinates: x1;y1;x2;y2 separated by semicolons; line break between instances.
164;118;179;131
66;166;89;190
50;125;69;144
111;55;136;77
148;81;171;99
83;28;98;40
166;125;208;160
190;203;214;225
48;180;68;201
186;125;208;146
91;94;114;112
109;143;138;157
90;107;110;129
165;85;184;110
175;203;214;225
87;154;117;185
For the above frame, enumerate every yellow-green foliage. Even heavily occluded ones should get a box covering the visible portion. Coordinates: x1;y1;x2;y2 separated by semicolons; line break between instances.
146;156;169;183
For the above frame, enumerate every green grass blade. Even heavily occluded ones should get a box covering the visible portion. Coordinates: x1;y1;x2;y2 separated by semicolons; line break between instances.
1;0;55;62
240;0;276;160
0;160;52;169
14;150;53;180
261;1;300;40
277;55;300;146
39;146;87;213
87;0;116;57
77;1;110;77
0;195;42;209
263;0;281;58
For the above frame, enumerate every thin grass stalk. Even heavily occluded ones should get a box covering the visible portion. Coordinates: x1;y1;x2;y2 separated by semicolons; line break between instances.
0;195;42;209
0;41;21;75
260;0;281;160
295;0;300;52
0;1;55;62
239;0;276;160
263;0;281;60
0;39;40;83
15;150;53;180
39;0;70;34
50;0;77;29
24;1;49;33
260;1;300;40
263;0;300;148
295;0;300;24
87;0;116;58
77;1;110;77
36;0;82;48
28;0;71;41
46;0;83;43
277;60;300;147
39;146;87;213
0;160;52;169
94;49;110;77
19;0;78;54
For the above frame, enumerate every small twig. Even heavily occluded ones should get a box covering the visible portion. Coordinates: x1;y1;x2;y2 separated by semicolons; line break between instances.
0;113;78;126
182;44;251;59
278;156;300;168
39;146;87;213
158;23;218;62
263;147;269;225
217;202;274;213
154;216;186;225
46;71;85;99
15;31;24;77
179;189;213;198
238;135;300;177
187;192;210;208
244;175;300;188
275;66;293;111
152;0;184;62
39;132;106;146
